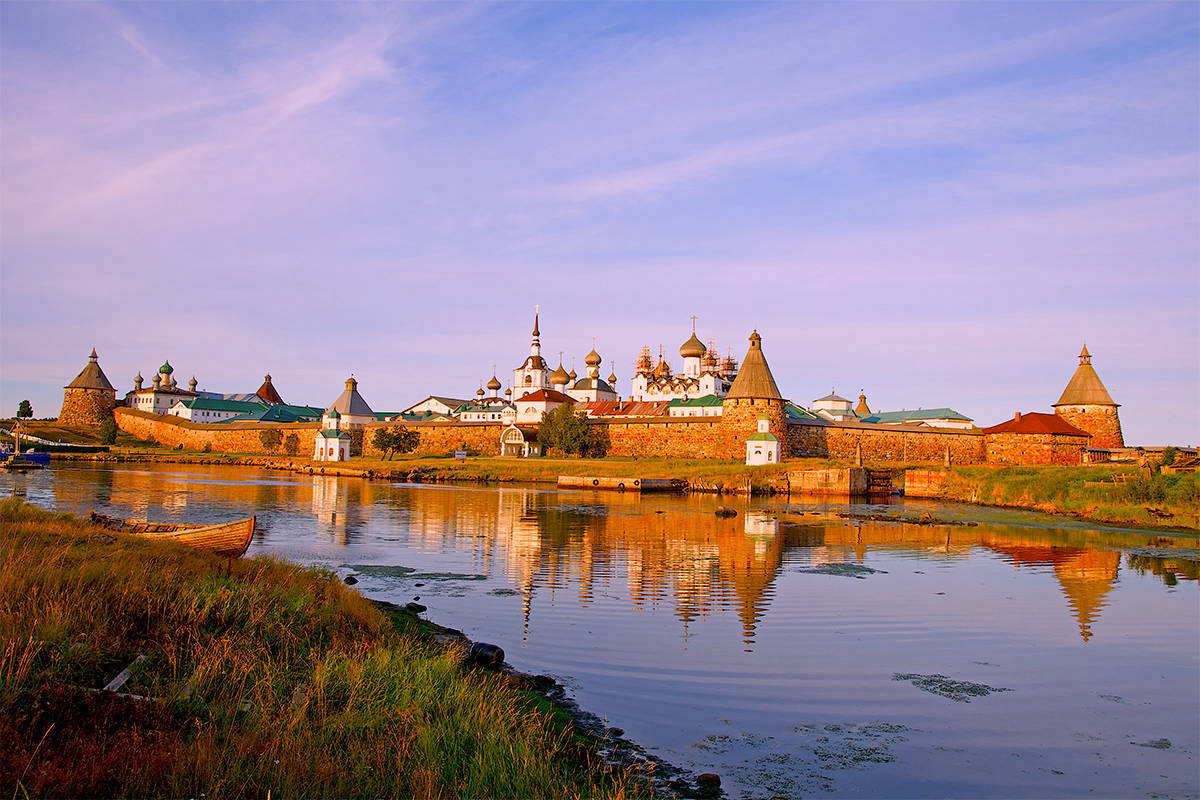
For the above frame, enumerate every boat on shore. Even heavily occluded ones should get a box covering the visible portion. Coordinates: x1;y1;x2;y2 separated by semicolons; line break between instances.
88;512;255;558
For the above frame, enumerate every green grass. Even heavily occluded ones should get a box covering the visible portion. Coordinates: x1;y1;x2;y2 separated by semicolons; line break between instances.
0;499;648;799
1;420;157;449
939;465;1199;530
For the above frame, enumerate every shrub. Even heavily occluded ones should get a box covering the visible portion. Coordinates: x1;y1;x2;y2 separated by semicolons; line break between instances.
539;405;590;456
259;428;283;453
98;418;118;446
1161;446;1178;466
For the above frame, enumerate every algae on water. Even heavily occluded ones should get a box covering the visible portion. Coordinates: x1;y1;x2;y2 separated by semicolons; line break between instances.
795;563;887;579
892;673;1012;702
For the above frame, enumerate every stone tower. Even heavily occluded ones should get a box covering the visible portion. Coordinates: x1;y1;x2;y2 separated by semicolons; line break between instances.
58;348;117;426
721;330;787;457
1053;345;1123;448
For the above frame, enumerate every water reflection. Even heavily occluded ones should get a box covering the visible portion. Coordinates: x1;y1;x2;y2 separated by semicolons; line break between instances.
7;463;1198;799
21;464;1193;650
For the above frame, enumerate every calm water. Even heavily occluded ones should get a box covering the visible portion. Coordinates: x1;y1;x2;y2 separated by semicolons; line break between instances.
5;463;1198;799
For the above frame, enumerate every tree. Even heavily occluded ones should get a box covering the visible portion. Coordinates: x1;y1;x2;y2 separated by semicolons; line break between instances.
259;428;282;453
539;405;591;456
16;400;32;419
373;425;419;459
284;433;300;456
99;418;118;446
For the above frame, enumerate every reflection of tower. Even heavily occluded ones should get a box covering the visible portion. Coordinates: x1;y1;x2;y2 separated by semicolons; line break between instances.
495;488;543;641
979;536;1122;642
311;476;348;541
1054;550;1122;642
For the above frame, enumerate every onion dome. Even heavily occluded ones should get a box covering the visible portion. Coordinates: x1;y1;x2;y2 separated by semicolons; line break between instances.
585;347;602;367
568;368;578;381
549;361;571;386
159;360;173;375
188;376;198;392
487;374;502;391
608;369;617;384
680;332;706;359
504;388;512;397
476;386;485;397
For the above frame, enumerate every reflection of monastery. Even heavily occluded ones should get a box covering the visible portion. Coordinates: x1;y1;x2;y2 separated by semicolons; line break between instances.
66;307;1161;465
57;466;1191;647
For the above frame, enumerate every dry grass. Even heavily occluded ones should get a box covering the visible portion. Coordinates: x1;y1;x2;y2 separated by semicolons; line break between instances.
941;465;1200;530
0;499;648;799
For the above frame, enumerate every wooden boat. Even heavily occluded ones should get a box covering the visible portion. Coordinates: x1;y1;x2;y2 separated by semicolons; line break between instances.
89;512;255;558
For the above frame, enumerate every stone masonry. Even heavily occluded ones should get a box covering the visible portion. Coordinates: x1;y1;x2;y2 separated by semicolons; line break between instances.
58;387;117;426
1054;405;1124;449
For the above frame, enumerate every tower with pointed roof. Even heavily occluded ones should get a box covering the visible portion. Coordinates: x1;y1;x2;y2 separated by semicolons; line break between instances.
325;376;376;455
58;348;117;425
256;374;285;405
512;310;551;398
1053;345;1123;448
721;330;787;456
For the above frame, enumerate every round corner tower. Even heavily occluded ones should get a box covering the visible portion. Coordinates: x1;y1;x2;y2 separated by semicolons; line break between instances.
720;330;787;456
58;348;117;426
1053;345;1123;448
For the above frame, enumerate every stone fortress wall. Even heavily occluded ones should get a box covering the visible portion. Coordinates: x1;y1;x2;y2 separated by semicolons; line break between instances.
118;401;1071;465
115;408;318;453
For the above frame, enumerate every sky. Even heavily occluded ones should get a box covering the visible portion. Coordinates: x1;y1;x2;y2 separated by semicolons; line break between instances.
1;1;1197;445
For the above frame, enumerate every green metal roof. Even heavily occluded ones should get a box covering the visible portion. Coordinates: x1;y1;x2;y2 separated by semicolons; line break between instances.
785;402;818;420
318;430;351;439
748;431;779;442
666;394;723;407
860;408;972;424
182;397;268;414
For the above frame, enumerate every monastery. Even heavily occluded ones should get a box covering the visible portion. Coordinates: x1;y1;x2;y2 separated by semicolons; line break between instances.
70;310;1134;466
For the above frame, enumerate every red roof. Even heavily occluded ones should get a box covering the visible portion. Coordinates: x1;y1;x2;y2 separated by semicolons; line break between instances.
982;412;1089;437
515;389;574;403
575;400;670;417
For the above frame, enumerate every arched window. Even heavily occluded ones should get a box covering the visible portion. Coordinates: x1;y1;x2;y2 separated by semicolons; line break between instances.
524;375;532;386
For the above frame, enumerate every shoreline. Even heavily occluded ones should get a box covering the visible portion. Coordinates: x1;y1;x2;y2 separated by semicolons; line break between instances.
0;499;671;799
38;449;1199;533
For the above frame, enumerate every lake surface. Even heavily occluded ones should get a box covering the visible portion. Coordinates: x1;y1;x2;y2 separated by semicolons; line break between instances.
5;463;1198;798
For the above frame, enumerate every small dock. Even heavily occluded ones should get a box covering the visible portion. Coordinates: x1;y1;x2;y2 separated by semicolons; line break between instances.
787;468;896;497
557;475;679;493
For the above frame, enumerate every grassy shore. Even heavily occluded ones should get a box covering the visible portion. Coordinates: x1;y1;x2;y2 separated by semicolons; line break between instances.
938;465;1199;531
0;499;649;799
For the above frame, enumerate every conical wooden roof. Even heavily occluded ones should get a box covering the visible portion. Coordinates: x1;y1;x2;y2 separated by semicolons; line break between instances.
1054;345;1118;407
725;331;782;400
66;349;114;391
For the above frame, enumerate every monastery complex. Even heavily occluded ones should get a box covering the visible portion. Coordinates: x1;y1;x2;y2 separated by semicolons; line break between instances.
58;311;1133;467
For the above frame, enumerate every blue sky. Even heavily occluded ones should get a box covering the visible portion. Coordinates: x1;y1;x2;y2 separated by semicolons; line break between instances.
1;1;1196;444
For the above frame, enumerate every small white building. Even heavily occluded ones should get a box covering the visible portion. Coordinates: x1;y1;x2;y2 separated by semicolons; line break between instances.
513;388;574;423
746;417;781;465
403;395;470;417
500;424;541;457
666;394;723;417
313;408;351;461
813;390;857;422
